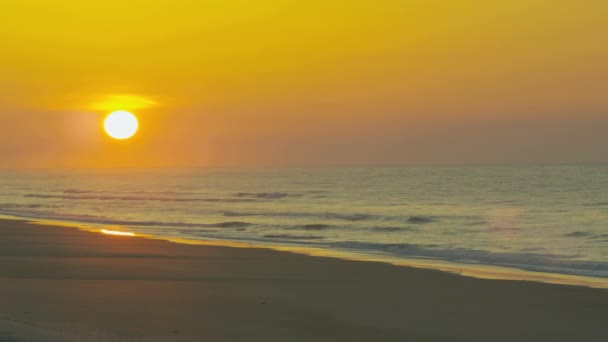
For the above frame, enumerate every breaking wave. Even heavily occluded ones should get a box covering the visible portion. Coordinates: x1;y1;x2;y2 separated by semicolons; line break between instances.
325;241;608;278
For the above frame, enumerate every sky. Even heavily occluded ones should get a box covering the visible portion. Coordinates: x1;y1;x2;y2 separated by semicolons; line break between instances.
0;0;607;168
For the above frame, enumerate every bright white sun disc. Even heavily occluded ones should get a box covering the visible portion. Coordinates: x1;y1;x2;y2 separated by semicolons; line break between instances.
104;111;138;139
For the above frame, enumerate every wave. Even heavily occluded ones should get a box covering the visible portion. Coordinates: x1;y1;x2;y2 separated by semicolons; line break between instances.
467;221;487;226
222;210;460;225
370;227;417;232
0;207;252;230
288;224;334;231
64;189;102;194
24;193;256;203
209;221;251;228
263;234;324;240
158;228;219;234
176;233;608;278
224;210;373;221
483;200;519;205
406;216;436;224
190;229;219;234
235;192;289;199
564;231;594;238
564;231;608;241
223;211;253;217
327;213;370;221
326;241;608;277
0;203;57;209
63;189;183;196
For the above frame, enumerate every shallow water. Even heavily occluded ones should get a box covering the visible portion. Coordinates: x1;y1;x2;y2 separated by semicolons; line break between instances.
1;165;607;278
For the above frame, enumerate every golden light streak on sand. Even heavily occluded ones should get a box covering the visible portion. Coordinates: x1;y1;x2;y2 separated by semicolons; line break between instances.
100;229;136;237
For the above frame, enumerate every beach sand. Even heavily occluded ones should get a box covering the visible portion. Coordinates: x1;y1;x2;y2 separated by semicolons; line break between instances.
0;219;606;341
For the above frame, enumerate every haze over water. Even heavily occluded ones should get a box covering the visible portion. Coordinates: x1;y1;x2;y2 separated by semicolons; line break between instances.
1;165;607;278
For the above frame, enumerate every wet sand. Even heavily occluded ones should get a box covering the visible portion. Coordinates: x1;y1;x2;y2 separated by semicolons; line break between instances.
0;218;606;341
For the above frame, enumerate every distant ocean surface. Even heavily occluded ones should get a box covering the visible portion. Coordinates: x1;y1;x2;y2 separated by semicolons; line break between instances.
1;165;607;278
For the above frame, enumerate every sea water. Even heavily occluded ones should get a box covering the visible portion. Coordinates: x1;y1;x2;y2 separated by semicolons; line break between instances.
1;165;607;278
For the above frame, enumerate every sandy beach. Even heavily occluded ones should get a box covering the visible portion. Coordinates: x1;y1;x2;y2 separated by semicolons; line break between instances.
0;218;606;341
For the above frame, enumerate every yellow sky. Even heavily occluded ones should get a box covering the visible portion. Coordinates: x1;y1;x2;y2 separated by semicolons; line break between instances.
1;1;607;168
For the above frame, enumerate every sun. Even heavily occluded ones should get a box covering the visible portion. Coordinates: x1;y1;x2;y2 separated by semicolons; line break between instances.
104;111;138;140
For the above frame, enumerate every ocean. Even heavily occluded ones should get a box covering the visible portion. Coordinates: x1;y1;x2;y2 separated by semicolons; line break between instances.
1;165;607;278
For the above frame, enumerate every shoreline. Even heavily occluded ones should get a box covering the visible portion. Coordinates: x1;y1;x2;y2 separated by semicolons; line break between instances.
1;218;607;341
4;214;607;289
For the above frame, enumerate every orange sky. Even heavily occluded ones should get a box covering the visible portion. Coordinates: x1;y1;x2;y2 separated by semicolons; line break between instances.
1;1;607;168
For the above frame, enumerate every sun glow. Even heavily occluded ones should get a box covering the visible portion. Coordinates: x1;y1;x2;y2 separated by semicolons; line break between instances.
92;95;158;111
104;111;138;140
